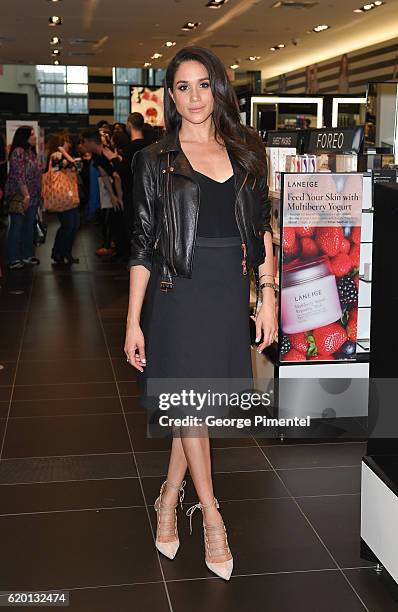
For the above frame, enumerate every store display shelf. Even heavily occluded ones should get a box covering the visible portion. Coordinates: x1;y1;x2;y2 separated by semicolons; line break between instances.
357;338;370;352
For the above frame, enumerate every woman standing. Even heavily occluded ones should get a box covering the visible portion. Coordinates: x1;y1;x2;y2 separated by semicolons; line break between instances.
45;132;80;265
124;47;277;581
5;126;42;270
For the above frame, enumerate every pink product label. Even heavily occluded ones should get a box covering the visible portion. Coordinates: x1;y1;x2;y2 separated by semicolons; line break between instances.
281;275;342;335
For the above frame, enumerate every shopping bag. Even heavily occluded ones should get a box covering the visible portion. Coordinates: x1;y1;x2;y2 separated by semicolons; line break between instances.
42;166;79;212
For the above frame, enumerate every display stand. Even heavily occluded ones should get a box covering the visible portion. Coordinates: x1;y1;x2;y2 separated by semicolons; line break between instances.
251;126;373;434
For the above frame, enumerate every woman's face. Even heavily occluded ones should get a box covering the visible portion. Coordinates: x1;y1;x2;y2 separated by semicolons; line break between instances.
28;130;37;146
169;60;214;125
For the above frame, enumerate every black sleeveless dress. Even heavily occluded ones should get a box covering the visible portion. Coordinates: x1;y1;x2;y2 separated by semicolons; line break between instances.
137;167;253;413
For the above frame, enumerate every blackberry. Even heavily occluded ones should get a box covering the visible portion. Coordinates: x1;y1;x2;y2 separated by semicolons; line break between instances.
280;335;291;356
337;276;358;307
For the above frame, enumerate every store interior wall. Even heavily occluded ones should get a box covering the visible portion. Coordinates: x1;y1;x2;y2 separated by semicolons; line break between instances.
0;65;40;112
265;36;398;95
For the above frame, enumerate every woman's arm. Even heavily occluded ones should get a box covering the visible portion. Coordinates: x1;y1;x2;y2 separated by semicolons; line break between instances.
124;149;157;371
11;148;30;206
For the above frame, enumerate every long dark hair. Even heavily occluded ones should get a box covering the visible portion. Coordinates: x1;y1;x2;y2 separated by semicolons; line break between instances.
10;126;36;156
164;46;265;178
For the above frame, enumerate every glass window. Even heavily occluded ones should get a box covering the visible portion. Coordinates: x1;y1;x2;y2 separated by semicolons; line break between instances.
68;97;88;114
37;64;88;114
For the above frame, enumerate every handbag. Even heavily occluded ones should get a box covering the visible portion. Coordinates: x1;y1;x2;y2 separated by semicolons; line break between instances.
42;165;79;212
98;176;114;209
5;192;25;215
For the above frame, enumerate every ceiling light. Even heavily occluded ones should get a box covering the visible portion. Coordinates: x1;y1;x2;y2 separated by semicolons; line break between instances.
230;62;239;69
48;15;62;26
51;49;61;56
53;59;60;65
151;52;163;59
144;62;152;67
270;44;285;51
50;36;61;45
164;41;176;47
206;0;229;8
353;1;385;12
277;43;285;48
270;47;277;52
312;24;330;32
181;21;200;31
48;0;62;2
248;55;261;61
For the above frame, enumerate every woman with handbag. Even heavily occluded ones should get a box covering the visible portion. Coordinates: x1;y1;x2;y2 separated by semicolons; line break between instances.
43;133;80;265
5;126;42;270
124;47;277;581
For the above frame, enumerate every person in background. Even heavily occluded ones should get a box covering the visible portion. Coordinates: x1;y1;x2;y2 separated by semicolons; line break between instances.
103;112;148;260
111;122;127;136
142;122;155;145
76;139;92;222
5;126;42;270
81;127;123;257
0;130;8;227
96;120;111;131
110;130;130;157
46;132;81;265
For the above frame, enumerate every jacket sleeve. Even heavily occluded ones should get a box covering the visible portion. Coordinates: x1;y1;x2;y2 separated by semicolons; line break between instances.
127;149;156;272
258;171;273;236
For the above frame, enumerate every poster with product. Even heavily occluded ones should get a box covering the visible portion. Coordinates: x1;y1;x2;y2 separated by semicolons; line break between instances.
130;86;164;127
279;173;363;362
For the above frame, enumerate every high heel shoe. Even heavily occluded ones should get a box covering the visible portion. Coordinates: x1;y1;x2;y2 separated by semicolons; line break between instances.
186;497;233;581
154;479;186;560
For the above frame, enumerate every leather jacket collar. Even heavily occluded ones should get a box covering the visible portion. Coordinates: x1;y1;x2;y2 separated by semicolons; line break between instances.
158;129;249;195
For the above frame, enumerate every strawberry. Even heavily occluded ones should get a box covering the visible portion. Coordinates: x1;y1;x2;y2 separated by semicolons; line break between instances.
315;227;344;257
310;354;335;361
296;225;314;237
313;322;348;355
351;226;361;245
349;244;360;268
301;237;319;258
341;238;351;254
330;253;352;278
282;348;306;362
347;308;358;341
283;227;298;256
289;332;309;355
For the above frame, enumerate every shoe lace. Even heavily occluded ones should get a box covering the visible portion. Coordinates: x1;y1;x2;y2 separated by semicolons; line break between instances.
185;498;219;536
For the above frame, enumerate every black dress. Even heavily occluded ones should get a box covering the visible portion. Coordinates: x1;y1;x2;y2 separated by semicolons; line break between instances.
138;167;253;415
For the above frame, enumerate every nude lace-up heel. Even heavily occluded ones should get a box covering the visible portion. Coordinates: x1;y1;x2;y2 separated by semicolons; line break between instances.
186;497;233;581
154;479;186;559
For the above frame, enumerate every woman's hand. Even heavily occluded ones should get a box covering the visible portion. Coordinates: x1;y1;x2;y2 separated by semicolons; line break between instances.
124;323;146;372
23;194;30;211
255;292;278;353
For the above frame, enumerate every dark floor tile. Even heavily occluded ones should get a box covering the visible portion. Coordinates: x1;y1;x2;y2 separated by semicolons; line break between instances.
15;359;114;386
0;293;30;312
0;361;17;385
20;346;109;361
0;477;144;515
262;442;367;469
2;413;131;458
297;494;374;568
344;567;398;612
0;401;9;418
135;446;273;478
118;381;142;398
278;466;361;497
168;571;367;612
65;582;170;612
141;470;289;506
157;498;335;580
121;395;146;414
126;413;173;452
10;397;122;418
13;381;117;401
0;453;137;484
0;507;162;590
0;386;12;402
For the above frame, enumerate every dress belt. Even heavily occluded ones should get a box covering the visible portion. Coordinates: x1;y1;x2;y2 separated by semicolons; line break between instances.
195;235;242;247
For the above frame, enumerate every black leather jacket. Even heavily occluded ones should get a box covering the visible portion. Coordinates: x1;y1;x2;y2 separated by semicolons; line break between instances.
128;130;272;291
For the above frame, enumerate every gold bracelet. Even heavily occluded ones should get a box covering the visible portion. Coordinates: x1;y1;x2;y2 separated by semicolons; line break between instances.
259;281;278;292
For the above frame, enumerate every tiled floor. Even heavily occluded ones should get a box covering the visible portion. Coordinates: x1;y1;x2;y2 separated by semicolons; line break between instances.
0;220;397;611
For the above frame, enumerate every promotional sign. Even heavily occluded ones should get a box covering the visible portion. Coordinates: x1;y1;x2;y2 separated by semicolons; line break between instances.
279;172;363;362
130;86;164;127
307;127;363;154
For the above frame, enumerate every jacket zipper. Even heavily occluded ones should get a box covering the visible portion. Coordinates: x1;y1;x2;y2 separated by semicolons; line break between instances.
235;172;249;276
